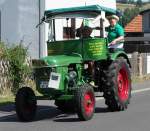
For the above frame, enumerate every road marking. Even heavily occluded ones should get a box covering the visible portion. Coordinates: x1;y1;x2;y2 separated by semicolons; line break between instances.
96;97;104;101
96;87;150;101
0;114;16;121
132;88;150;94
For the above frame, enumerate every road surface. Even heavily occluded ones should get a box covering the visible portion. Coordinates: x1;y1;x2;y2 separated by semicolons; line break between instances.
0;81;150;131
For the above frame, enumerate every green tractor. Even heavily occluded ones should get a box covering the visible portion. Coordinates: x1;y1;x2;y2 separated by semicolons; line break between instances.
15;5;131;121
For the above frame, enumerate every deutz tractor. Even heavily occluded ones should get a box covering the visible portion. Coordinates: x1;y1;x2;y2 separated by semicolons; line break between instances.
15;5;131;121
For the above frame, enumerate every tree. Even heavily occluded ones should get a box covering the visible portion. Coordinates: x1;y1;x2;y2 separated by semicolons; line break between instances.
117;0;128;3
120;7;140;27
123;0;128;3
128;0;135;4
136;0;143;7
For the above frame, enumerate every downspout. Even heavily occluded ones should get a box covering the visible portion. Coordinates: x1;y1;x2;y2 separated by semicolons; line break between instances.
38;0;41;58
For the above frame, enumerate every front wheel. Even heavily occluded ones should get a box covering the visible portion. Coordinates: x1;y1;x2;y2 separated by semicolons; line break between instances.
15;87;37;121
75;84;95;121
103;57;131;111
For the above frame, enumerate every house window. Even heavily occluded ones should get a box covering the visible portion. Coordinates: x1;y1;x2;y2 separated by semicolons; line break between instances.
149;13;150;28
0;10;1;41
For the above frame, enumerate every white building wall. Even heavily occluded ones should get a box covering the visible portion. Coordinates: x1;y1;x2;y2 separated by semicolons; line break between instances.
147;55;150;74
0;0;43;59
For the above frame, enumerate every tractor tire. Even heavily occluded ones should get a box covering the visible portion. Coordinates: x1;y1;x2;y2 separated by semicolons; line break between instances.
103;57;131;111
55;99;75;112
75;84;95;121
15;87;37;121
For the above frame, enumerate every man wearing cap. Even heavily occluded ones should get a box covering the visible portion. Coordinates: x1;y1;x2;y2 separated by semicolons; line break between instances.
107;15;124;49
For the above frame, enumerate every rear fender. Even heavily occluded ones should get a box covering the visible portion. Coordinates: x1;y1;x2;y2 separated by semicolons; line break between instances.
110;51;131;68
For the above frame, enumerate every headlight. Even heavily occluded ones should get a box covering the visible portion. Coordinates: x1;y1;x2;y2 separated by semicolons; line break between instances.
69;71;77;80
32;59;48;67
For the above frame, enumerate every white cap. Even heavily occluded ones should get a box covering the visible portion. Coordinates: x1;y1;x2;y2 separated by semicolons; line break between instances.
107;15;119;21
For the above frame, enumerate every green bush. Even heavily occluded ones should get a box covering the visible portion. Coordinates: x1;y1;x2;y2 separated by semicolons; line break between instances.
0;42;31;94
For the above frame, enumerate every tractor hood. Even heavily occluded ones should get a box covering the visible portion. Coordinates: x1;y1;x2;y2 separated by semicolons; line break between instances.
41;55;82;67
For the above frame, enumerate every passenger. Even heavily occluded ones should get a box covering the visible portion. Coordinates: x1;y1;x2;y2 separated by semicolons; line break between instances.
76;18;95;38
76;26;93;38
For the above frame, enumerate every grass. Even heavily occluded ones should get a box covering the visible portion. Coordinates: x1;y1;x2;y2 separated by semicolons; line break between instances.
0;96;15;106
142;3;150;10
117;3;150;11
132;74;150;83
117;3;136;11
0;80;41;107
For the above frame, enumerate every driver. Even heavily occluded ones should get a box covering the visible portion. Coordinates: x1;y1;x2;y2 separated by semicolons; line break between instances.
106;15;124;48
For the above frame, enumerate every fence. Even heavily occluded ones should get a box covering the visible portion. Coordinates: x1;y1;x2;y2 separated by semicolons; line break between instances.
127;52;148;77
125;36;150;77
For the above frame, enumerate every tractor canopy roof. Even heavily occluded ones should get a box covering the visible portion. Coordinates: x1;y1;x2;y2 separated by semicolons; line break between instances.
44;5;116;19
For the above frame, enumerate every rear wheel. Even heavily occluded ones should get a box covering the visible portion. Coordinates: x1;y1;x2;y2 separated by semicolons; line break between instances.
15;87;37;121
103;57;131;111
75;84;95;121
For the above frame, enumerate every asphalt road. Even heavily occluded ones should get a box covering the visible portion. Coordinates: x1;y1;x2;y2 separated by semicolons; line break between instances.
0;81;150;131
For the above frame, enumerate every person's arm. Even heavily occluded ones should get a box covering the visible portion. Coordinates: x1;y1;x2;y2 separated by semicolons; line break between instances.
109;36;124;45
109;25;124;45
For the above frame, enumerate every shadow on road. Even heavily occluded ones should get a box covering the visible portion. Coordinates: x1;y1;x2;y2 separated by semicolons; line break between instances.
0;103;15;113
0;105;62;122
0;104;110;123
53;107;110;122
95;107;110;113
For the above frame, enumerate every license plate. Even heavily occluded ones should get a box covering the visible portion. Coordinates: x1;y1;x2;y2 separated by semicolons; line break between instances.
48;72;61;89
40;81;49;88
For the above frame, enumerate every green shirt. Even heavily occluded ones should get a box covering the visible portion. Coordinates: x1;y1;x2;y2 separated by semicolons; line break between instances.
107;23;124;43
